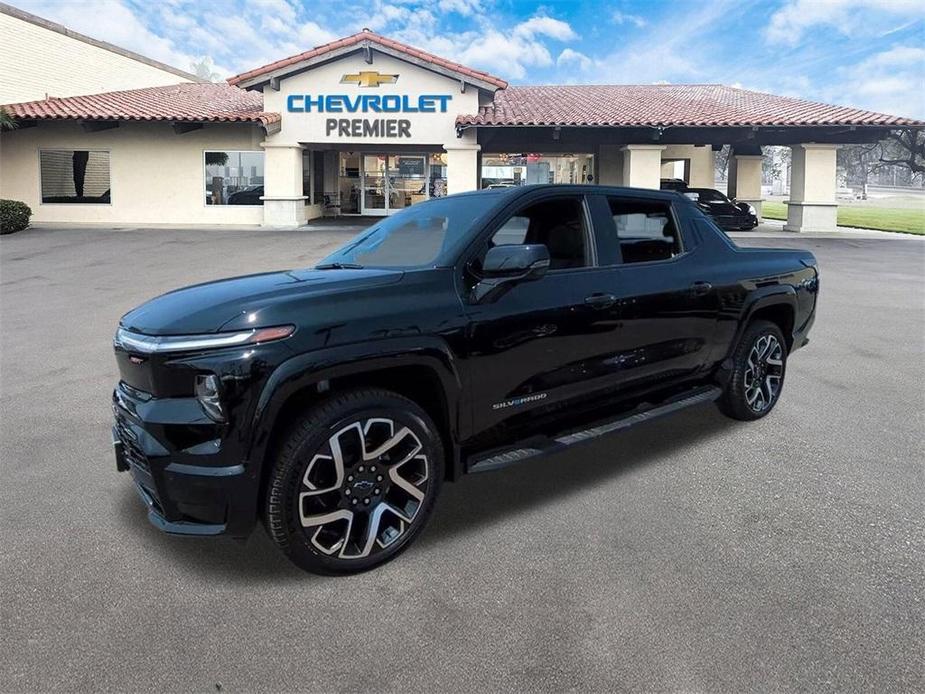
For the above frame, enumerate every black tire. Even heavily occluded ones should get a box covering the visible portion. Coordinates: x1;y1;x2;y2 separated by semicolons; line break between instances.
717;319;788;421
264;388;443;575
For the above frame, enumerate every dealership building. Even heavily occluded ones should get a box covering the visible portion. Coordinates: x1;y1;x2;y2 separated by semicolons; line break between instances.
1;8;922;231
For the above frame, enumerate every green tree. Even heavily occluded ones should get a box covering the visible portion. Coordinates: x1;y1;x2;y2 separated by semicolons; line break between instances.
0;107;17;131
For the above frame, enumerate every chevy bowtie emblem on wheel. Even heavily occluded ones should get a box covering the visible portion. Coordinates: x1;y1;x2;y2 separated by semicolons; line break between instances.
340;71;398;88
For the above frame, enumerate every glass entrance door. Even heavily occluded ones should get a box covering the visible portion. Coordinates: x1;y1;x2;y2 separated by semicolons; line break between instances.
357;153;431;215
362;154;388;216
388;155;427;212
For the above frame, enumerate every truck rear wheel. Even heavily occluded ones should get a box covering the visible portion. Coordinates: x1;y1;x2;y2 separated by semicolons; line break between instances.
718;319;788;421
264;388;443;575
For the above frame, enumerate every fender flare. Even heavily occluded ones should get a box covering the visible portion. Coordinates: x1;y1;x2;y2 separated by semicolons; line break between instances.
245;336;465;481
726;286;798;361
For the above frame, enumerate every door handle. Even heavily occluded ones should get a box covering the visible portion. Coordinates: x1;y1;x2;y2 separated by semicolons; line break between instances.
690;281;713;296
584;293;617;309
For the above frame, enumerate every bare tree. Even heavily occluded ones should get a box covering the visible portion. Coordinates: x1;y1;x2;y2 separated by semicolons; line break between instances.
874;129;925;175
839;128;925;189
714;145;731;180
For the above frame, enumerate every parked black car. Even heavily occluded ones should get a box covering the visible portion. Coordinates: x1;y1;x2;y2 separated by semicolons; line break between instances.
659;177;688;191
660;180;759;230
112;185;818;574
227;185;264;205
681;187;759;230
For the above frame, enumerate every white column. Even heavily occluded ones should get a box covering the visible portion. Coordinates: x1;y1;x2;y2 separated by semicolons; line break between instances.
597;145;624;185
728;154;764;220
688;146;715;188
621;144;665;189
785;143;837;232
261;142;307;227
444;133;480;194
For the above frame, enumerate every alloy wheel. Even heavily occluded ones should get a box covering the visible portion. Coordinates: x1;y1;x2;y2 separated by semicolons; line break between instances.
743;334;784;413
297;417;430;560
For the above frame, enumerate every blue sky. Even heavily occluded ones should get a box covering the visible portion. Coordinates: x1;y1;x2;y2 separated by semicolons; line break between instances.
14;0;925;117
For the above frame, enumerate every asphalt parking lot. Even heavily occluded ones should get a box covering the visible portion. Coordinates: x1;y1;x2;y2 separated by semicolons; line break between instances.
1;225;923;692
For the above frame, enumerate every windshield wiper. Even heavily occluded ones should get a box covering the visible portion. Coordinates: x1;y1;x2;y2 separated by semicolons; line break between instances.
315;262;364;270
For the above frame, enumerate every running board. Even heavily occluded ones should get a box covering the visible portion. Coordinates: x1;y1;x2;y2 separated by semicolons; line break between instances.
466;385;722;474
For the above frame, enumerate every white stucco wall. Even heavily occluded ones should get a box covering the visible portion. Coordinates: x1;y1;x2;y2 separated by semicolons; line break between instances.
0;121;265;225
621;145;665;189
0;11;195;104
255;50;487;222
660;144;715;188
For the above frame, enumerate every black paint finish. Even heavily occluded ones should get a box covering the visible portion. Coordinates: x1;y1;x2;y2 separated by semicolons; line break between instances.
112;185;818;537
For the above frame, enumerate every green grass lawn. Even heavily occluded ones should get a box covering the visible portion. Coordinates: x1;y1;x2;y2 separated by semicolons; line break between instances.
761;201;925;235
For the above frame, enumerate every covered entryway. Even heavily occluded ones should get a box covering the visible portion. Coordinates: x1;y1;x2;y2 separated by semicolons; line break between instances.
460;85;923;232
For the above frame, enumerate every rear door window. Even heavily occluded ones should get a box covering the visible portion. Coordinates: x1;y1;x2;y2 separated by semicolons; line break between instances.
606;198;682;264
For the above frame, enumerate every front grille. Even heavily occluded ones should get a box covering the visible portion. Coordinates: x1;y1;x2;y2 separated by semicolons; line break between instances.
115;414;150;472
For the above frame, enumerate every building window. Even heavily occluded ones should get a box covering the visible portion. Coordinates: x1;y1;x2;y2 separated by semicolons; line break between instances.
204;151;264;205
40;150;111;204
480;153;595;189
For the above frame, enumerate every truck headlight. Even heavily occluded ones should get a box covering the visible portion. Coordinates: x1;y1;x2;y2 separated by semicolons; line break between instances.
195;374;225;422
747;204;757;216
115;325;294;354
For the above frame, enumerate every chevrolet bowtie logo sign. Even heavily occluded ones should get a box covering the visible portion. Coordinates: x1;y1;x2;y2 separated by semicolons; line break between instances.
341;71;399;88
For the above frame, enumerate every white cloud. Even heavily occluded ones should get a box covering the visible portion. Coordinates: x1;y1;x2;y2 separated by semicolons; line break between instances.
611;10;646;28
382;9;579;80
594;0;747;83
512;15;578;41
829;45;925;118
16;0;209;75
557;48;592;71
12;0;584;84
767;0;925;45
297;21;338;46
440;0;482;16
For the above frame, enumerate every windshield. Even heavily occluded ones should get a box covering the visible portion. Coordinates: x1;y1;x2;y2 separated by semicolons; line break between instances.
318;195;493;269
686;189;730;204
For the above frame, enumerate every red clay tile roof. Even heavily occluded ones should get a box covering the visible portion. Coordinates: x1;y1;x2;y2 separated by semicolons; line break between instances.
457;84;924;128
1;83;280;127
227;29;508;90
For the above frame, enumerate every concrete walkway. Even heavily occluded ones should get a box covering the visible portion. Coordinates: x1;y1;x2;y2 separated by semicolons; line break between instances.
728;218;924;240
20;216;922;240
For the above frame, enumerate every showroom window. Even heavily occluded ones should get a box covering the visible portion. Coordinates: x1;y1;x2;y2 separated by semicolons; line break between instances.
480;153;595;189
40;150;111;204
204;151;264;205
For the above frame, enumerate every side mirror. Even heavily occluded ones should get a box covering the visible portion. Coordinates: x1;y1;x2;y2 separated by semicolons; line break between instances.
483;244;550;278
472;244;550;304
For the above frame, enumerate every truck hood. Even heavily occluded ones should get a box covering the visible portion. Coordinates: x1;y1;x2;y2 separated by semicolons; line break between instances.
120;268;404;336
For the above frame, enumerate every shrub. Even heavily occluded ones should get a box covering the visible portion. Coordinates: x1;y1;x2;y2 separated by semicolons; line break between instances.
0;199;32;234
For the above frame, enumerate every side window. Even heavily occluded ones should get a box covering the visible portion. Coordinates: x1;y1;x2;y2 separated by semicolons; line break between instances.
607;198;682;264
492;215;530;245
488;197;590;270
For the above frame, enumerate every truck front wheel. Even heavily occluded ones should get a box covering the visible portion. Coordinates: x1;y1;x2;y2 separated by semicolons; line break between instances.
264;388;443;575
718;320;788;421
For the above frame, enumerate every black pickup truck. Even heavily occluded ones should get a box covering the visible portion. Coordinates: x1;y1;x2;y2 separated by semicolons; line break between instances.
112;185;818;574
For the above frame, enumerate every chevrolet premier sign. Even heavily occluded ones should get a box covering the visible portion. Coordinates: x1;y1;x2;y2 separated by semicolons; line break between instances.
286;94;453;113
286;71;453;138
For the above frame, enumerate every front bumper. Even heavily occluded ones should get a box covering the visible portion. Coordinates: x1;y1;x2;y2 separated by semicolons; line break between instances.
112;383;258;537
712;213;758;230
